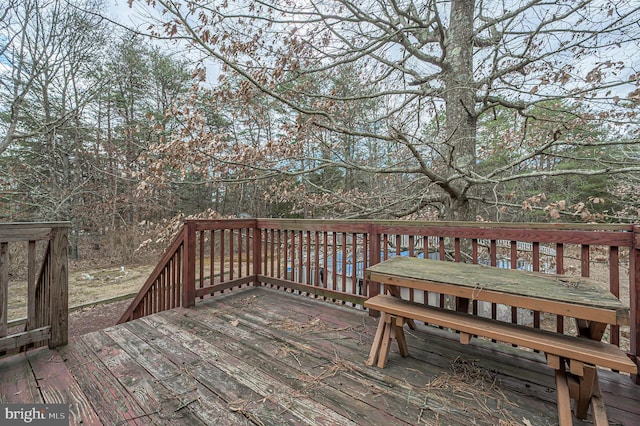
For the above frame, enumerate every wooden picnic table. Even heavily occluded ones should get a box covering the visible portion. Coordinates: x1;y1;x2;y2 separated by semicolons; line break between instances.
366;256;629;340
364;256;635;425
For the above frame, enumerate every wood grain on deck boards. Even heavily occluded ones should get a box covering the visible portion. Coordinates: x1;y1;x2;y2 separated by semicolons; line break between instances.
4;285;636;425
151;308;410;426
81;330;205;425
161;308;465;426
0;350;45;404
243;291;555;424
58;339;151;425
117;317;302;426
28;349;101;425
197;287;639;426
182;288;552;425
128;315;357;425
103;325;252;425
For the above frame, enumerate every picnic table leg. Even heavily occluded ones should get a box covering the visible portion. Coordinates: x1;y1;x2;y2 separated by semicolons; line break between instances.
394;316;409;357
366;313;410;368
575;318;607;341
575;364;596;420
366;313;387;366
555;366;574;426
589;370;609;426
377;315;394;368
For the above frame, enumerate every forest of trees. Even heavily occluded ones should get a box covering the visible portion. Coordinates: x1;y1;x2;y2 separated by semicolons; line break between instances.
1;0;639;238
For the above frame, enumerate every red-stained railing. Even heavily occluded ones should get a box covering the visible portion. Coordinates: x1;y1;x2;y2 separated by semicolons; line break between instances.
1;223;69;356
118;219;640;382
118;220;258;322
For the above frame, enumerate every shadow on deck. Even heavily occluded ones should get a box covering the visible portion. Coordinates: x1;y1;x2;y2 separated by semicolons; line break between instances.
1;286;639;425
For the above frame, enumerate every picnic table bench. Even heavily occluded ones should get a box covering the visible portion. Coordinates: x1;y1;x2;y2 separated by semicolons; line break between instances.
364;257;637;426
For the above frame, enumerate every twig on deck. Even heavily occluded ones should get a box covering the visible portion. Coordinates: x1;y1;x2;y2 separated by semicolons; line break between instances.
116;410;160;425
175;397;199;412
418;395;428;424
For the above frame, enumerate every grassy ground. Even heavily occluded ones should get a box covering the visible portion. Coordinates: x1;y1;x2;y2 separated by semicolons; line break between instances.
7;263;155;323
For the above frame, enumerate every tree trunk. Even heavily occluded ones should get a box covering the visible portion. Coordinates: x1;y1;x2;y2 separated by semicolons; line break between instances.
443;0;477;221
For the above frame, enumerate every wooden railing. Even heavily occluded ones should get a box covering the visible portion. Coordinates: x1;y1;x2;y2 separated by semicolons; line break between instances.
0;222;69;355
118;220;258;322
118;219;640;381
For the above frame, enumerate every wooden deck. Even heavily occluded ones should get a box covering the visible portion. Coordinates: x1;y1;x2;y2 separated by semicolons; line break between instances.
1;286;639;425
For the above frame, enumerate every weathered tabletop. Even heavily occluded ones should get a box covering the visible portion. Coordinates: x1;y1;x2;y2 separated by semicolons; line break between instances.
366;256;629;327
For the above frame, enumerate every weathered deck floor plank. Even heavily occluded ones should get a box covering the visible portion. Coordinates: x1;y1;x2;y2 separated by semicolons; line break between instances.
1;286;639;425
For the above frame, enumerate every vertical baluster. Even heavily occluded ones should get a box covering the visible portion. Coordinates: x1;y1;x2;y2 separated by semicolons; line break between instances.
490;240;497;322
263;228;269;279
581;244;590;277
162;264;167;311
229;228;235;282
0;242;7;339
154;282;159;314
439;237;446;308
472;239;479;315
281;230;288;287
510;241;518;326
454;238;467;313
332;232;337;292
238;228;243;283
176;244;182;306
314;231;320;290
574;244;592;340
209;230;215;288
368;225;380;302
610;246;620;346
352;233;358;296
362;233;369;298
277;229;282;280
306;230;312;287
160;266;166;310
252;226;262;287
341;233;347;296
219;229;225;286
408;235;415;257
556;243;565;333
290;230;296;286
168;258;174;307
27;241;36;331
47;249;52;330
270;229;275;277
247;227;252;276
382;234;388;260
322;231;328;289
454;238;461;262
408;235;415;301
532;242;541;329
296;231;302;288
199;230;205;294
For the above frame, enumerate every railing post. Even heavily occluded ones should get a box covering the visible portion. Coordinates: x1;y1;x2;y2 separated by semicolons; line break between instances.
0;242;8;339
253;221;262;286
48;226;68;348
182;222;196;308
631;225;640;384
367;224;381;317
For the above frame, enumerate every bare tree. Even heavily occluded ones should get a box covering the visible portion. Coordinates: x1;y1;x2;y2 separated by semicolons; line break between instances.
122;1;640;220
0;1;112;221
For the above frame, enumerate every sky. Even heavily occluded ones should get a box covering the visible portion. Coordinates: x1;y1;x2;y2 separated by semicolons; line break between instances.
106;0;222;85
